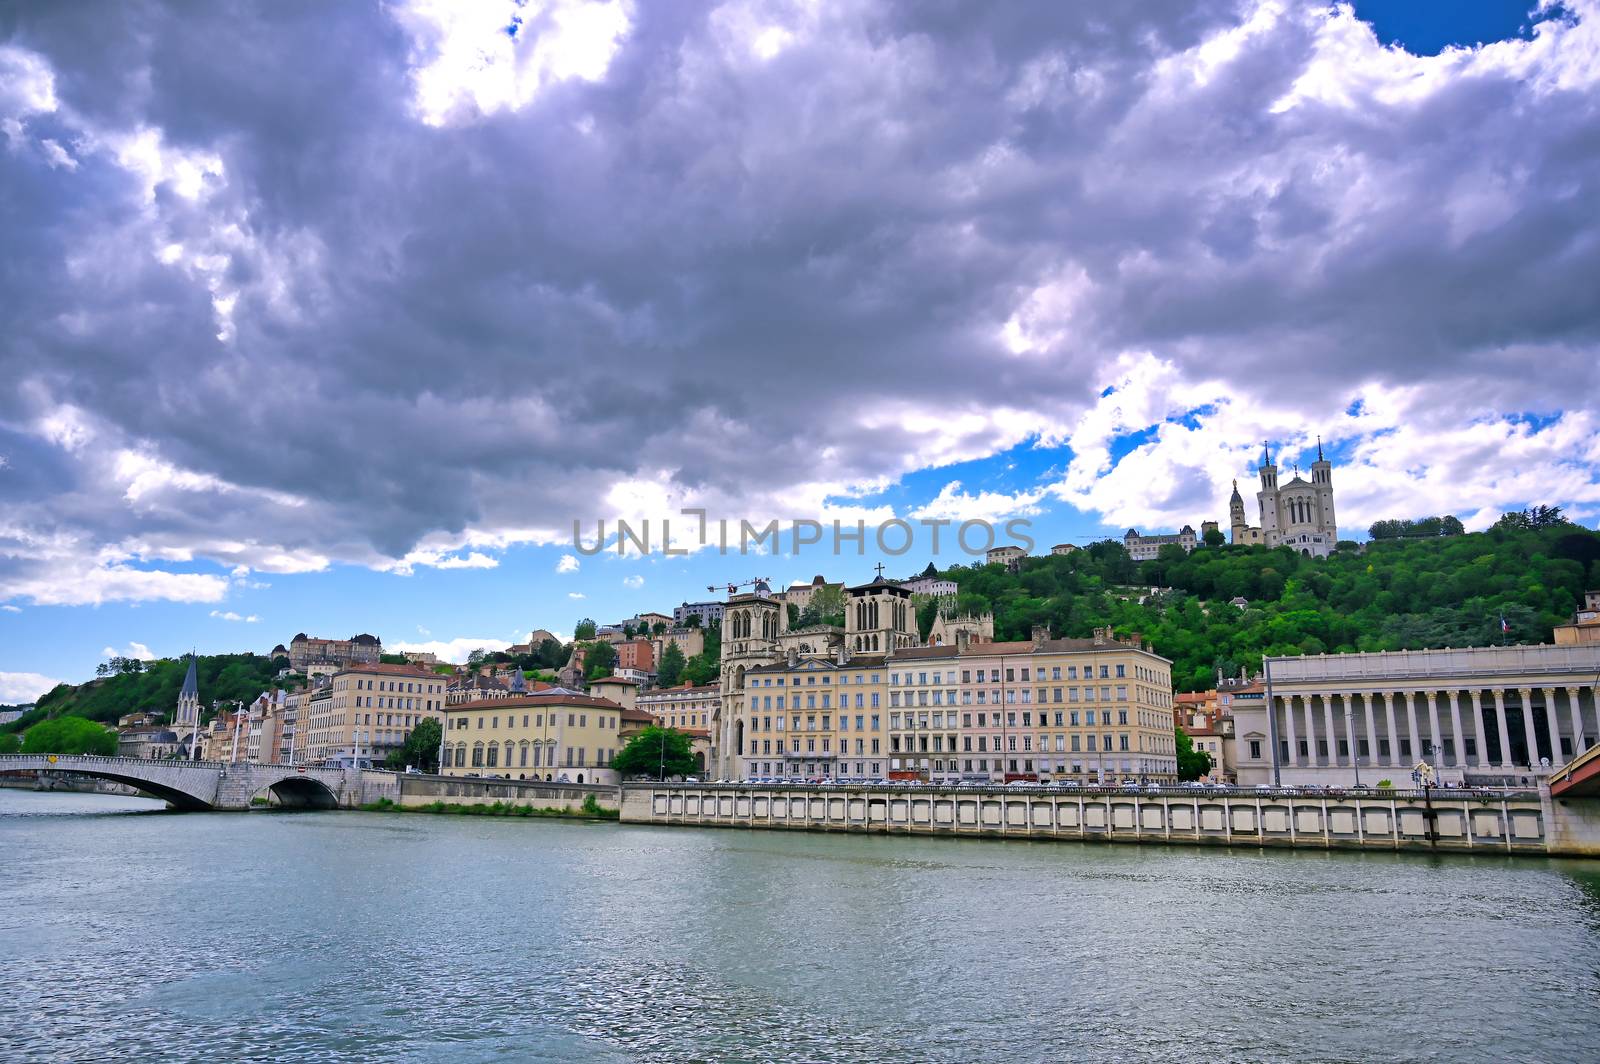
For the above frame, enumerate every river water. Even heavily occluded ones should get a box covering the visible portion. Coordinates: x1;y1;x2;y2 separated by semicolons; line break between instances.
3;789;1599;1063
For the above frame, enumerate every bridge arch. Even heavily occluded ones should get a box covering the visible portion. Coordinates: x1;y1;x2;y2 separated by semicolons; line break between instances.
0;757;214;810
252;773;340;810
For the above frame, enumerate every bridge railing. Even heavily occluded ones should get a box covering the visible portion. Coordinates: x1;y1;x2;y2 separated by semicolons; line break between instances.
0;753;227;770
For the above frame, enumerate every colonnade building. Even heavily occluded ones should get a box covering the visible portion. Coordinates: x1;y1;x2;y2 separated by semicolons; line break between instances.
1232;644;1600;787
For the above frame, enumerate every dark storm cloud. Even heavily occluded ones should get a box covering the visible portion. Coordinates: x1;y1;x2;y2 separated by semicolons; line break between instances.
1;0;1598;601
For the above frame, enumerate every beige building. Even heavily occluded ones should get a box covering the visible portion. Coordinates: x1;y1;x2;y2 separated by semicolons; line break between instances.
301;663;445;767
1553;590;1600;646
117;726;181;759
726;626;1175;784
652;626;706;664
986;545;1026;568
1232;644;1600;787
1050;543;1078;556
441;690;625;784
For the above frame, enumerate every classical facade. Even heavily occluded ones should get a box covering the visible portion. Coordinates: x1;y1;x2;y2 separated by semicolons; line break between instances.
1231;644;1600;787
301;663;445;767
440;690;624;784
1230;440;1338;557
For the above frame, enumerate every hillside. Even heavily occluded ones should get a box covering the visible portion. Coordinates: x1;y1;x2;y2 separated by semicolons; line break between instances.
4;652;289;734
935;517;1600;692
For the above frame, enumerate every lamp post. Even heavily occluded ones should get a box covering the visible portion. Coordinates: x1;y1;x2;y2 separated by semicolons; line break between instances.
1345;703;1361;787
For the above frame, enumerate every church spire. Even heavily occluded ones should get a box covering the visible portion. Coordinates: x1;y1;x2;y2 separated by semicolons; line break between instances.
1316;435;1324;461
181;651;198;698
1260;441;1273;467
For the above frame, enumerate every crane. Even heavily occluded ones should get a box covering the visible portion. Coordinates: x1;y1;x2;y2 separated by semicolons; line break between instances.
707;576;771;596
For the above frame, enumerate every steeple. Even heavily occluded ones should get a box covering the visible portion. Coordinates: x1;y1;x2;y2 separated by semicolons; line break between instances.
1260;441;1273;468
1316;434;1324;461
1229;478;1242;503
180;652;199;698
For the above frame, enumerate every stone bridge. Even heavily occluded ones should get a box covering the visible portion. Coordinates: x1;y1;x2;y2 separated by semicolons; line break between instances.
0;755;356;811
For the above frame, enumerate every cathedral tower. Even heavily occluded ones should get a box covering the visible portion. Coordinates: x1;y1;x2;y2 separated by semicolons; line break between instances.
1257;443;1280;537
715;587;783;779
846;570;917;654
1229;479;1247;543
1309;435;1337;541
175;652;200;754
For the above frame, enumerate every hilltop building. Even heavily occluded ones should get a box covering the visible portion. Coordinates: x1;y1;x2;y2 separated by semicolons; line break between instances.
1230;439;1338;557
287;632;383;671
1123;525;1198;561
1554;590;1600;646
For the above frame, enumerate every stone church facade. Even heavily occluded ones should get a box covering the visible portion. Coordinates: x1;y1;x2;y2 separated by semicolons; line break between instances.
1230;439;1338;557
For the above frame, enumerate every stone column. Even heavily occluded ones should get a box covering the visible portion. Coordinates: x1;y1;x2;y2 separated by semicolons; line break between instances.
1568;686;1587;755
1517;687;1537;769
1282;695;1298;767
1362;692;1378;769
1303;696;1318;766
1322;694;1337;766
1404;691;1422;767
1426;690;1444;766
1469;689;1489;769
1493;689;1513;770
1447;691;1466;768
1382;692;1399;766
1543;687;1563;768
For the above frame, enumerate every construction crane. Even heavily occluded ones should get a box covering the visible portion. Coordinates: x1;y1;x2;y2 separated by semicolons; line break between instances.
707;576;771;596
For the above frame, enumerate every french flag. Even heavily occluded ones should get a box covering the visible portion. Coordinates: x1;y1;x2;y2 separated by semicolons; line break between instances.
1499;613;1510;634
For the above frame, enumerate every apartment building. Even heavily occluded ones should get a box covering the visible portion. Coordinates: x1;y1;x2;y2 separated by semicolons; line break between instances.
637;682;719;731
727;627;1176;783
301;663;446;767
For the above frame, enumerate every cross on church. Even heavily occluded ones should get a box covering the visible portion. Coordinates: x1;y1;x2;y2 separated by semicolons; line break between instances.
873;562;886;579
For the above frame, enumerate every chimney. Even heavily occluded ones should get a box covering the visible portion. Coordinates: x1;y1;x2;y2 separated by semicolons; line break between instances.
1129;631;1142;651
955;628;971;652
1092;626;1108;647
1031;625;1049;649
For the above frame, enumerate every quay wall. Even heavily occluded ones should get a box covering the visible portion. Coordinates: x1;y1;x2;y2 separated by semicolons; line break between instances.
621;785;1600;857
378;772;619;813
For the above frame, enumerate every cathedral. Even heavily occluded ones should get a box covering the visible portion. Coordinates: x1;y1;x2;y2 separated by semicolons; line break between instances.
1230;439;1338;557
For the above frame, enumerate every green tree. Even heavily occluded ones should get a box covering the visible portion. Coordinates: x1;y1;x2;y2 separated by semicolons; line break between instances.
657;641;686;687
22;716;118;756
0;732;19;754
811;583;846;626
1203;526;1226;548
611;726;698;779
384;717;442;773
379;653;410;665
1175;729;1212;781
683;614;702;629
584;640;617;680
574;617;598;640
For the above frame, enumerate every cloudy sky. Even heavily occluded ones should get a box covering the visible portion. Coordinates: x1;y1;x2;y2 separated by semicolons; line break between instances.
3;0;1599;700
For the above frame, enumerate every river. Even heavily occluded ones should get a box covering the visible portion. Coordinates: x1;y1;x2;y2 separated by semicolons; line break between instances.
2;788;1599;1063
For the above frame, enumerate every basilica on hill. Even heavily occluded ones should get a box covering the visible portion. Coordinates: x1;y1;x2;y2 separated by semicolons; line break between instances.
1230;438;1338;557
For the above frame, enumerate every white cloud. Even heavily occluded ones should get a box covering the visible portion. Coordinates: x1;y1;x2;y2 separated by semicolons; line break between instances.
556;553;580;573
0;604;20;613
100;641;155;661
209;610;259;623
388;635;511;664
0;670;62;703
911;480;1047;523
622;574;644;589
568;591;586;599
398;0;634;126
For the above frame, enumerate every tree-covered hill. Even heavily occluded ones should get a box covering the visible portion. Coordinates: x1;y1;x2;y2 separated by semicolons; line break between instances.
937;515;1599;692
4;652;289;734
